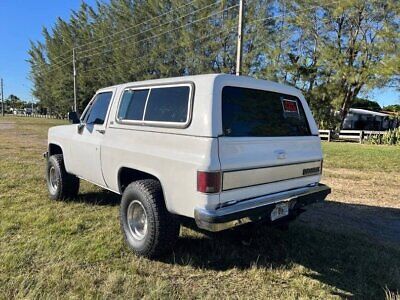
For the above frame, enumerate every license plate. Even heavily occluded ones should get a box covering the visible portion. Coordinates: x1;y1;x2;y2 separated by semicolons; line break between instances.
271;202;289;221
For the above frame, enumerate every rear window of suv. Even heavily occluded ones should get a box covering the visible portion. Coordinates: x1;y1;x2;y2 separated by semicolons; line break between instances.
222;86;311;137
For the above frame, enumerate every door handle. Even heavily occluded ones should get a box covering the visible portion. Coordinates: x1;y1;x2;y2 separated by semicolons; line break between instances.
96;129;106;134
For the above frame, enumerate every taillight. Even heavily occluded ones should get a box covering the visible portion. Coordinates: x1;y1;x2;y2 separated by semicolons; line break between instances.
197;171;221;193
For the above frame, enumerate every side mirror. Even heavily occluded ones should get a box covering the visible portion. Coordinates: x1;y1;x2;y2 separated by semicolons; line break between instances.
68;111;80;124
77;123;85;134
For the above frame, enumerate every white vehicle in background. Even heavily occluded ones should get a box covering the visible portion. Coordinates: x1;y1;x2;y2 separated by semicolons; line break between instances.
24;108;32;115
45;74;330;258
12;108;25;115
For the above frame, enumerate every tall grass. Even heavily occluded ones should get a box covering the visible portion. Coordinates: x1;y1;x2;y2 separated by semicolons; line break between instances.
365;127;400;145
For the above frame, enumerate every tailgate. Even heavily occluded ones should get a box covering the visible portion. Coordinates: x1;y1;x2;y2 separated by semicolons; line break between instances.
218;136;322;205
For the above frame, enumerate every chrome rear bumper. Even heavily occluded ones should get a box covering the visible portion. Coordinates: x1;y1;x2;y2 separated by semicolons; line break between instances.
194;184;331;232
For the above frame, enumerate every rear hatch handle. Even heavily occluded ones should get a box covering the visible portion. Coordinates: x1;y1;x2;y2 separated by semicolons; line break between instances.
274;149;287;160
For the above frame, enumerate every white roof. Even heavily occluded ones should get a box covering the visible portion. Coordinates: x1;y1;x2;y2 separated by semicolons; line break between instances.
349;108;390;117
99;73;318;137
98;73;302;97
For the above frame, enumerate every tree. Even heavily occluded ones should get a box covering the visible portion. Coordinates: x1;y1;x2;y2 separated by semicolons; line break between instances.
351;98;381;111
238;0;399;129
383;104;400;112
7;95;25;109
279;0;400;128
28;0;400;128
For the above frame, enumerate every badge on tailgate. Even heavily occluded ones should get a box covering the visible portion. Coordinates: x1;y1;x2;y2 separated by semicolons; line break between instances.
302;167;321;176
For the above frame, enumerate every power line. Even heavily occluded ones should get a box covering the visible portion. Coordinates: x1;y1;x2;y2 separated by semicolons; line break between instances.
78;3;343;77
39;13;236;77
49;60;72;71
75;0;202;51
48;52;73;67
33;59;72;76
79;25;237;76
48;1;339;68
33;2;341;78
78;4;239;60
247;1;341;26
31;54;71;71
34;1;207;71
77;1;224;57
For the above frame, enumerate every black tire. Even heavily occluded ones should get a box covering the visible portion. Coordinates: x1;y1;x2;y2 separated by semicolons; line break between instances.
46;154;80;200
120;179;180;258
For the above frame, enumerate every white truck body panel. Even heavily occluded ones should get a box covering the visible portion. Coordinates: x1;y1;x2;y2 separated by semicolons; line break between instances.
48;74;325;220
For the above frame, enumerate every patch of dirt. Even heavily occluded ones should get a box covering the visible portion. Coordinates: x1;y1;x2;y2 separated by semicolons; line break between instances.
299;168;400;247
323;168;400;208
0;121;15;130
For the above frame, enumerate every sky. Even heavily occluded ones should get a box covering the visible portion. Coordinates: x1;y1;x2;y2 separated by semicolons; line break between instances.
0;0;98;102
0;0;398;106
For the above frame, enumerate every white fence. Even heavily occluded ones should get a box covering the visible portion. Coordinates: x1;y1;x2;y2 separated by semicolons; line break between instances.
319;129;386;143
318;130;332;142
12;113;66;119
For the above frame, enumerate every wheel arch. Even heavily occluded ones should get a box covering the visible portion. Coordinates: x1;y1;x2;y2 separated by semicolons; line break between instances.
48;143;64;156
117;167;165;195
117;166;172;212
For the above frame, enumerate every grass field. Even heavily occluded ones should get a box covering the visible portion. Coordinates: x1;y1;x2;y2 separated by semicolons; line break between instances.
1;116;399;299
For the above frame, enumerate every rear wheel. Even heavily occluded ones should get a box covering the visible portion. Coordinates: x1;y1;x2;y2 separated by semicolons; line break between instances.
120;179;180;258
46;154;80;200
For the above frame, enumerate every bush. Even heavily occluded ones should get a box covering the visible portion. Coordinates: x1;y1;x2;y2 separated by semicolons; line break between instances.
365;127;400;145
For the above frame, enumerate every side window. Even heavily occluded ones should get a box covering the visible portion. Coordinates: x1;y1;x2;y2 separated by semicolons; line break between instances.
144;86;190;123
117;85;191;125
86;92;113;125
118;89;149;121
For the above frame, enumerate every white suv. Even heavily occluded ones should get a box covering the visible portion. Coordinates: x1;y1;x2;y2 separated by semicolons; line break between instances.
45;74;330;258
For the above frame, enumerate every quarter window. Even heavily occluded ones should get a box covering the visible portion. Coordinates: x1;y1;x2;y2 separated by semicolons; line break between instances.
144;86;190;123
117;85;191;124
118;89;149;121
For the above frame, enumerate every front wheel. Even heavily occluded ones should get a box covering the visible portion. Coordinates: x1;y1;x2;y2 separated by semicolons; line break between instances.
46;154;80;200
120;179;180;258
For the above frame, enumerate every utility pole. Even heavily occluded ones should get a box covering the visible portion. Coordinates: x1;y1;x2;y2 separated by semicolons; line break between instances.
1;78;4;116
72;48;77;112
236;0;244;76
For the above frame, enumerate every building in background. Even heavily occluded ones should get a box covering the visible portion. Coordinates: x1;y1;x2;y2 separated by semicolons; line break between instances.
342;108;399;130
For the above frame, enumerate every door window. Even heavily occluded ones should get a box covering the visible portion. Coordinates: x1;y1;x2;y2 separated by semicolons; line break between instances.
85;92;113;125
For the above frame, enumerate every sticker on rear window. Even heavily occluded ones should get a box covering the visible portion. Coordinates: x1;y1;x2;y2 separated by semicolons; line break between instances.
282;99;299;114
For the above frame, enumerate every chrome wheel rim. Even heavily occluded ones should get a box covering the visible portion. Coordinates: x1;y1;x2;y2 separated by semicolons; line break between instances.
49;166;58;193
127;200;148;241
